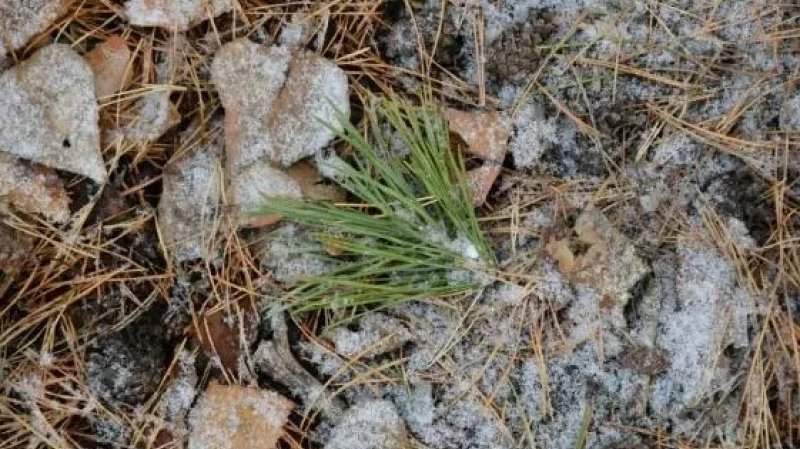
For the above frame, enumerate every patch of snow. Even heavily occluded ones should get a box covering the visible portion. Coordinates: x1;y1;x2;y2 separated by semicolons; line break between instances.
329;313;412;358
259;223;332;284
323;400;407;449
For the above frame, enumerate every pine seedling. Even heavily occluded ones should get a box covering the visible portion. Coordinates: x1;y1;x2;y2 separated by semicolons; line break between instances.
256;97;496;313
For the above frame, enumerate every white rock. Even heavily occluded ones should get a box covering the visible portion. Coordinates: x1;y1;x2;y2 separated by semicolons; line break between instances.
124;0;233;31
0;44;106;182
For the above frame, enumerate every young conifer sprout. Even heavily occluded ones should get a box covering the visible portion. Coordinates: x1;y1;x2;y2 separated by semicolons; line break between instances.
256;97;496;312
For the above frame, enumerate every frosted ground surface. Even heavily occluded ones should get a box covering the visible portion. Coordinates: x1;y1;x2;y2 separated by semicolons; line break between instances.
1;1;799;449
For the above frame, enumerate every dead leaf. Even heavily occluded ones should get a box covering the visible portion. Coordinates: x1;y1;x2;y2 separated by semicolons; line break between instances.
286;161;347;203
194;299;259;375
466;164;501;207
0;1;69;58
188;382;294;449
544;237;576;273
85;35;131;99
0;44;106;183
0;154;70;222
158;122;223;262
211;39;349;227
0;221;32;272
113;90;180;143
445;108;510;162
444;109;510;206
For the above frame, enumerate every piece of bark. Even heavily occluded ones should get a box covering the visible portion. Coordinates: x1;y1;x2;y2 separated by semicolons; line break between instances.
253;315;345;420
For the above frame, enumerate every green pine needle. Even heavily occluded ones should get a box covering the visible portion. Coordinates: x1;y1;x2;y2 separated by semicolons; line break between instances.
255;97;496;312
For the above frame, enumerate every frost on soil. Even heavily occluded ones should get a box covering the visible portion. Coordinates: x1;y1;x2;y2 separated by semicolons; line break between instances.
293;207;758;449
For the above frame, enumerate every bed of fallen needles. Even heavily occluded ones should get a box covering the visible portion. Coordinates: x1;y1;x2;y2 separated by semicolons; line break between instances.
1;1;800;449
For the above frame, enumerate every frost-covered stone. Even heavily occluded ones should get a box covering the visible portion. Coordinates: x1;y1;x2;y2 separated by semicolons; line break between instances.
0;44;106;182
158;122;222;261
324;400;408;449
124;0;233;31
188;383;293;449
0;1;68;57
